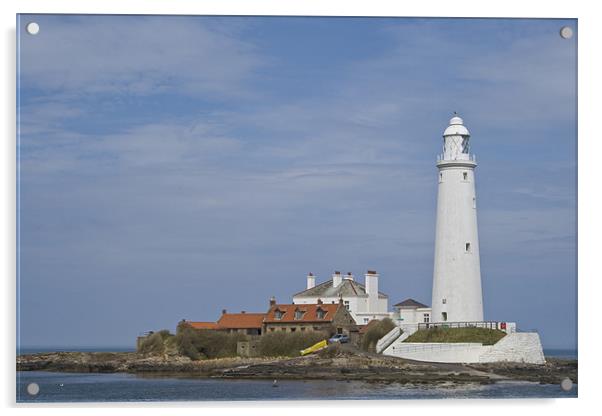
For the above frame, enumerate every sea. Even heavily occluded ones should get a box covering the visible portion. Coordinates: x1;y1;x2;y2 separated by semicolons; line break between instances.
16;348;577;402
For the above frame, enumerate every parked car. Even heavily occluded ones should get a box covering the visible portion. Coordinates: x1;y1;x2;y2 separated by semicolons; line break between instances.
328;334;349;344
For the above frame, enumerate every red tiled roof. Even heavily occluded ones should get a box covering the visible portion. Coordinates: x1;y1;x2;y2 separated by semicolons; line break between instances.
264;303;341;323
187;321;220;330
217;313;265;329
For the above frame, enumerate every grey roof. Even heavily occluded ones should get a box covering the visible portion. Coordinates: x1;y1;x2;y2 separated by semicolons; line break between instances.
293;279;388;299
393;298;429;309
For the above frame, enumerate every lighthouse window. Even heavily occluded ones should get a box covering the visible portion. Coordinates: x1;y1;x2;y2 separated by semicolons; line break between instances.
442;312;448;322
442;298;447;304
463;172;468;181
465;242;471;252
439;172;443;183
473;197;476;209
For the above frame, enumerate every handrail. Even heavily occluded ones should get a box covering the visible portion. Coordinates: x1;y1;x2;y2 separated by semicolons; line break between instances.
389;342;483;353
417;321;504;330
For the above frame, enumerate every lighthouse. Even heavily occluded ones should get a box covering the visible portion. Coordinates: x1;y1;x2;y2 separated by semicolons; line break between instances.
431;115;484;323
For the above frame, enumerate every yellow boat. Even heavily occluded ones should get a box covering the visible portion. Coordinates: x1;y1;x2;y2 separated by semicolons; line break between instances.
300;339;328;356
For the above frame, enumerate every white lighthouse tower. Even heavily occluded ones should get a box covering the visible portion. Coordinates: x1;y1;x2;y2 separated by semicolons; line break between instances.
431;114;484;323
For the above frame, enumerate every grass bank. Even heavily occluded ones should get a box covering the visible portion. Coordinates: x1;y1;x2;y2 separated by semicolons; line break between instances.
404;327;506;345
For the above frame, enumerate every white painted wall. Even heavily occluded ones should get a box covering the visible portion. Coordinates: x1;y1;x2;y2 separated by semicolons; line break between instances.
332;272;342;287
432;116;483;323
395;307;432;325
306;274;315;289
382;332;545;364
365;272;379;314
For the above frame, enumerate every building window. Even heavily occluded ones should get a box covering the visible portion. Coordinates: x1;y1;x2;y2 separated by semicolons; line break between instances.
344;300;350;310
274;310;284;320
442;312;448;322
463;172;468;181
465;242;471;253
423;314;430;323
294;309;305;320
300;327;306;332
442;298;446;304
281;328;286;332
316;308;326;320
364;318;369;323
291;327;296;332
270;328;275;332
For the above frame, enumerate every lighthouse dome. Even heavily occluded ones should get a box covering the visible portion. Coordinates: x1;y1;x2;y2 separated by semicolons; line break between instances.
443;115;470;136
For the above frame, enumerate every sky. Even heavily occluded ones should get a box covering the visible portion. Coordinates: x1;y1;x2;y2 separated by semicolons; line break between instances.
17;15;577;350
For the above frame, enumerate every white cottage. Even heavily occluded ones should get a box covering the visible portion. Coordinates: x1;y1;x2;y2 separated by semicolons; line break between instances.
292;270;390;324
391;298;432;332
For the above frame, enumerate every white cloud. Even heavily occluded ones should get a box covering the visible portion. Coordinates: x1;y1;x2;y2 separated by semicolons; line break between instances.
19;16;264;97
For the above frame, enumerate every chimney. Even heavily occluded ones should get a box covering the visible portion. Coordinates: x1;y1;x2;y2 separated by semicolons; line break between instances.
317;298;323;305
222;309;227;315
365;270;379;313
332;271;342;287
344;272;354;281
241;311;246;314
307;272;316;290
338;295;344;305
269;296;276;308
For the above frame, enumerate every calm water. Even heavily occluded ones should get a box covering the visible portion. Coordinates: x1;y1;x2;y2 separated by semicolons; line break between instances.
17;371;577;402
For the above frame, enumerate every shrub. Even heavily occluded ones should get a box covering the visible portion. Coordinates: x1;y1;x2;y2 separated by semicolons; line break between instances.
360;318;396;352
174;323;247;360
404;327;506;345
258;331;326;357
138;330;174;355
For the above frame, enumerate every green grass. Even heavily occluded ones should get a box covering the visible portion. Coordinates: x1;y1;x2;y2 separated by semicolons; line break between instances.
403;327;506;345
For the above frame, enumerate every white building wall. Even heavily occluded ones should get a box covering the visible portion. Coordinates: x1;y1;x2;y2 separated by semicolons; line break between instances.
382;332;545;364
432;118;483;323
365;272;379;313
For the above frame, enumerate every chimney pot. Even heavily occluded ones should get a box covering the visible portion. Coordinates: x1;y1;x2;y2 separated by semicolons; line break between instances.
241;311;246;314
222;309;227;315
317;298;323;305
269;296;276;307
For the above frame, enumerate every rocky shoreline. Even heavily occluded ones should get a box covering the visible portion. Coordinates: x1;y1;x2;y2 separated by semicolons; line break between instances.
16;350;577;386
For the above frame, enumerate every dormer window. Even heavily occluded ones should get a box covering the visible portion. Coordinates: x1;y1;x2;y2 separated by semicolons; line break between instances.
316;307;326;320
294;309;305;320
274;309;284;320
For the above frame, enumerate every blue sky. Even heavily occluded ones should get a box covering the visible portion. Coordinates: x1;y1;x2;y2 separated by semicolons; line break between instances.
17;15;576;349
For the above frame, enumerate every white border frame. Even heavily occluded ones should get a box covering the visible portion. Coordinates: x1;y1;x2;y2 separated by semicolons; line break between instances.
2;0;599;414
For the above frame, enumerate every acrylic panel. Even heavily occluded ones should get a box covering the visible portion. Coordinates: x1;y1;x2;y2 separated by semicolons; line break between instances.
16;14;577;402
